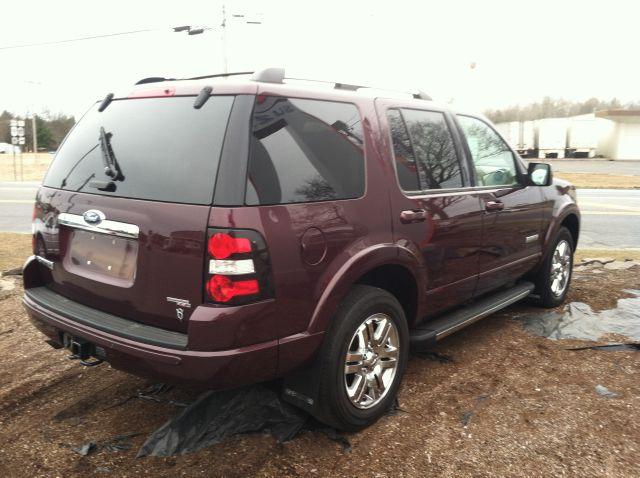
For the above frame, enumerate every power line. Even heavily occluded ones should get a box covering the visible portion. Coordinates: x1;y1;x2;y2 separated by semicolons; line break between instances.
0;29;161;51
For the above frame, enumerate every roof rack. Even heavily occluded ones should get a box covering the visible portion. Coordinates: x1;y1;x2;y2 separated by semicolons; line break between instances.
251;67;432;101
134;67;432;101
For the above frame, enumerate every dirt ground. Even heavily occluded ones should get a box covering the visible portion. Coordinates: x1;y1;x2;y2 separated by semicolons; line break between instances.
554;172;640;189
0;244;639;477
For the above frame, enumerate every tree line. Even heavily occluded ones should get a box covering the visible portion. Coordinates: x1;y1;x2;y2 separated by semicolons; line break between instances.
0;111;75;152
484;97;640;123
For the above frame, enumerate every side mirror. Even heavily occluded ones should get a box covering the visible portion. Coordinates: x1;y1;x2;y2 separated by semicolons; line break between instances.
528;162;552;187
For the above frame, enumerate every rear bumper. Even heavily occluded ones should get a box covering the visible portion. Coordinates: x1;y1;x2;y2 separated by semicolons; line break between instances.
23;287;279;388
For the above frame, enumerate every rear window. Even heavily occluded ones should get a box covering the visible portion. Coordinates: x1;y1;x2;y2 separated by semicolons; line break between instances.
43;96;234;204
245;96;365;205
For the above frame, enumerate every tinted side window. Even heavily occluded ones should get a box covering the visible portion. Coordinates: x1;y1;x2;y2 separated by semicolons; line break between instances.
387;109;420;191
246;97;365;205
402;109;463;189
457;115;518;187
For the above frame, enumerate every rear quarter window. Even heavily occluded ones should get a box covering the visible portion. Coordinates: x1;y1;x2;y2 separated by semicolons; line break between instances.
43;96;234;204
245;97;365;205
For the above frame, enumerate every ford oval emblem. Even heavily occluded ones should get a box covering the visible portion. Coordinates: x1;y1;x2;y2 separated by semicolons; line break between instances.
83;209;105;225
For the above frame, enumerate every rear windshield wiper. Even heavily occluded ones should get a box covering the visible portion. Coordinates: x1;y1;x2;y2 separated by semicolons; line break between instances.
99;126;124;180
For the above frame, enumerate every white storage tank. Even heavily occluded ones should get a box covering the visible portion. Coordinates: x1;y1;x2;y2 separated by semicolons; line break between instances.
536;118;568;158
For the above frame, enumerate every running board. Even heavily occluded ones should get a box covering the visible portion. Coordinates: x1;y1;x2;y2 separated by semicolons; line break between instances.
409;281;534;350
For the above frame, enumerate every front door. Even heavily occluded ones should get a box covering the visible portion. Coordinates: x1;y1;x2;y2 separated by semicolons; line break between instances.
454;115;545;296
377;102;484;316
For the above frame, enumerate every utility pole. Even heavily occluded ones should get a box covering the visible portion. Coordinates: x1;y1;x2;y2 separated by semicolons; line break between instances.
221;4;228;74
31;113;38;158
172;5;261;74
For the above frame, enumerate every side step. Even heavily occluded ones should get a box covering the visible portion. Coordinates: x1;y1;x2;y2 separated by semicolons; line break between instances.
409;281;534;351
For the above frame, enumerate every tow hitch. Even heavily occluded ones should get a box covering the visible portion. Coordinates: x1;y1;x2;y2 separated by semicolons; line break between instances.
62;333;104;367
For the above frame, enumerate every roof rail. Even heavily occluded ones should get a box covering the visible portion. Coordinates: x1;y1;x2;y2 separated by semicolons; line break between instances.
134;71;253;85
135;77;175;85
252;67;432;101
187;71;254;80
135;67;433;100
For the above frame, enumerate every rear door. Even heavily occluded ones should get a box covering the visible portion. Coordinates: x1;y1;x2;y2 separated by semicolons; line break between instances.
376;100;484;316
454;114;545;296
34;94;235;333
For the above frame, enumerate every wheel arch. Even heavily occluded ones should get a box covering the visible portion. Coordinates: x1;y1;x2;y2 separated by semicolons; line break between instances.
307;244;425;334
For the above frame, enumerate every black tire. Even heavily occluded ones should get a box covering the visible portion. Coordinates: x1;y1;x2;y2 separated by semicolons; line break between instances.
533;226;574;308
314;285;409;431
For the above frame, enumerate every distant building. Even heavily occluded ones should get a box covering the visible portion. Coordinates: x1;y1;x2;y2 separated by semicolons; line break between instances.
595;110;640;160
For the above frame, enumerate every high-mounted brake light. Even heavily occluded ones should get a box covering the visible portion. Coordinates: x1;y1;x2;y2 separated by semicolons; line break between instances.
208;233;252;259
206;275;259;303
128;86;176;98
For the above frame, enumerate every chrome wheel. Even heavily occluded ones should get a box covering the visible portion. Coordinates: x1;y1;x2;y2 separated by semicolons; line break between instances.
344;313;399;409
550;239;571;297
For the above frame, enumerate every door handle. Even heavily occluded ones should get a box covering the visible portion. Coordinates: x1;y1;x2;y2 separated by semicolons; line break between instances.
485;200;504;212
400;209;427;224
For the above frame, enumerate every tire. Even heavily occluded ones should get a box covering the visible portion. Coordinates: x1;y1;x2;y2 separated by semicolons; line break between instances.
533;226;574;308
314;285;409;431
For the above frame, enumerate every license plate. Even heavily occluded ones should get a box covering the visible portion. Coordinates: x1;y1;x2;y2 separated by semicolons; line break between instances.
65;229;138;286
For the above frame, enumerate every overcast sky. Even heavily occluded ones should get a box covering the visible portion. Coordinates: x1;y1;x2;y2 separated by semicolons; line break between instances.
1;0;638;118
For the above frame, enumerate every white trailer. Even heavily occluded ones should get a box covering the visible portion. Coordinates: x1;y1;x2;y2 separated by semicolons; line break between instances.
536;118;568;159
521;121;535;157
567;114;598;158
495;121;536;157
495;121;520;150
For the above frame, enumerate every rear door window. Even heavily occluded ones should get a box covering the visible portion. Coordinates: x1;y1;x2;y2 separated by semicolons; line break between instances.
245;97;365;205
387;109;420;191
43;96;234;204
387;108;464;191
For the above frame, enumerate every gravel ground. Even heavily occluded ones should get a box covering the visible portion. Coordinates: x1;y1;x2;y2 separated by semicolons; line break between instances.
0;263;639;477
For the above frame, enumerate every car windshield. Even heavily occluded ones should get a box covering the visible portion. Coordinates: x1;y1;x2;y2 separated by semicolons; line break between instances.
43;95;234;205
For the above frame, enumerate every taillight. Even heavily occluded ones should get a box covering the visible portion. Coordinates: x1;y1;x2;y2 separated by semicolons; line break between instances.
206;275;259;303
208;233;252;259
204;228;272;304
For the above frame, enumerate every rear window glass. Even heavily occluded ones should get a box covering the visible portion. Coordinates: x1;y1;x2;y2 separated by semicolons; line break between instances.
43;96;234;204
245;97;365;205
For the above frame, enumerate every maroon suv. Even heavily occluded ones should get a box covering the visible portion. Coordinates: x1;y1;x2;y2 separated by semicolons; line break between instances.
23;68;579;430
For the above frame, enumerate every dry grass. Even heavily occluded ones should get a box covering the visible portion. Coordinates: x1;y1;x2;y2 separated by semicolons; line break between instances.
555;172;640;189
0;233;31;272
0;154;51;182
575;248;640;262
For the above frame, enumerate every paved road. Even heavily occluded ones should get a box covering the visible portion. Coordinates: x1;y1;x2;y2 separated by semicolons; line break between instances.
0;181;38;233
1;182;639;249
577;188;640;249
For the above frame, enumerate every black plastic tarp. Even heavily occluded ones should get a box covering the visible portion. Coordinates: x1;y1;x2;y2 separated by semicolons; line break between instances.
137;385;307;457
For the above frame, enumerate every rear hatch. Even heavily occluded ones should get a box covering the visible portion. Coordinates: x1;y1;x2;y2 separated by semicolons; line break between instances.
34;93;235;333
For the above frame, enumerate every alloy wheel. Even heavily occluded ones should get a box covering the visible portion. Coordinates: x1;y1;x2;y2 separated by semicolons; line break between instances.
344;313;400;409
